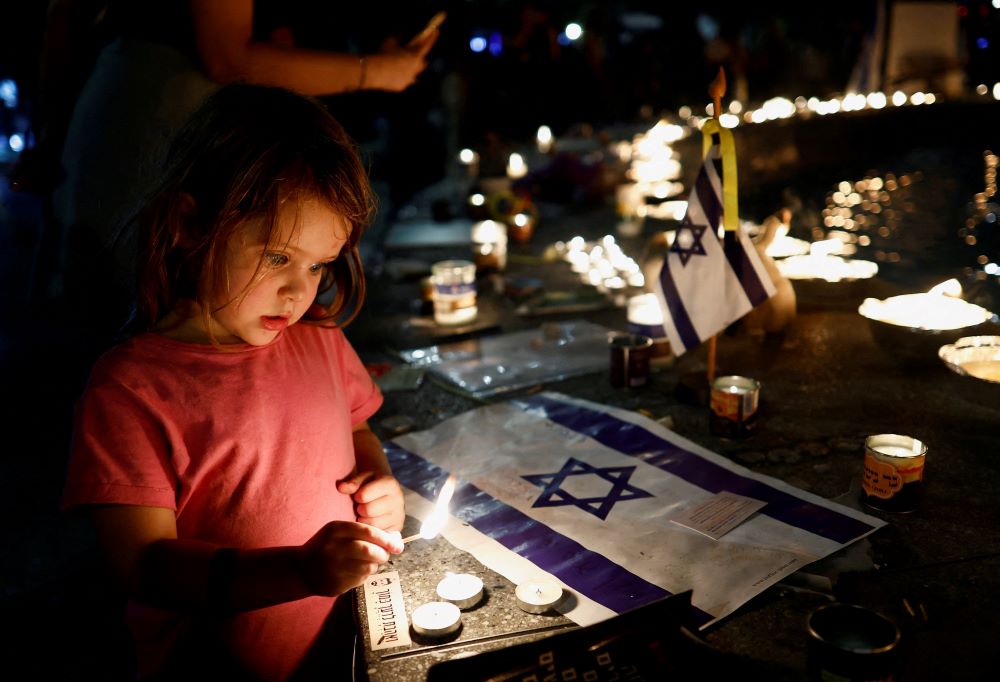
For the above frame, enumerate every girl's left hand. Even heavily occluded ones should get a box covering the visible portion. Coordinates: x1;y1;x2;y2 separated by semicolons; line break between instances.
337;471;405;532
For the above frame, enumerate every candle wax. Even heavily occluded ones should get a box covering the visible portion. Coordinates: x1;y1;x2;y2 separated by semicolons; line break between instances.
436;573;484;610
411;601;462;637
963;360;1000;382
515;581;563;614
872;444;923;458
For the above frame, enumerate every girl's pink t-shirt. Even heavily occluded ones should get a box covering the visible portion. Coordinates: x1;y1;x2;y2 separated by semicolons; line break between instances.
62;323;383;679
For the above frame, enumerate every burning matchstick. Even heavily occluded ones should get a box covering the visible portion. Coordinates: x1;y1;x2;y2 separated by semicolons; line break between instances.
403;474;457;544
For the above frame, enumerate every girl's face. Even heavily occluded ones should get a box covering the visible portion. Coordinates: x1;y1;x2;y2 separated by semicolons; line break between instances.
179;198;350;345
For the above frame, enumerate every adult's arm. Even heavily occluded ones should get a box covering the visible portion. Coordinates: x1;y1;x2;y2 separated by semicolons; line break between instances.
189;0;438;94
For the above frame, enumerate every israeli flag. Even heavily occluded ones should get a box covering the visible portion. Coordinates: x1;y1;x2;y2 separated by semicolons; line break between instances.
389;393;884;628
653;140;775;356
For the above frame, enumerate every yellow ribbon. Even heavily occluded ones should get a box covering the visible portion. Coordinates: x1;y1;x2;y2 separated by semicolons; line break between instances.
700;119;738;232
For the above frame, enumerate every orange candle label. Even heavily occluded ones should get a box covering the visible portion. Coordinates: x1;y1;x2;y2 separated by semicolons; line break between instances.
862;452;923;499
711;390;757;422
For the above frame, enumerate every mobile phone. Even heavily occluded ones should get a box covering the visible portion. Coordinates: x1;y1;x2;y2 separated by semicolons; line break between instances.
412;11;447;44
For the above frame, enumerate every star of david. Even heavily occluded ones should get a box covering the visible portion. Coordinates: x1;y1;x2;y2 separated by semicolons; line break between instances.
669;217;709;266
522;458;654;520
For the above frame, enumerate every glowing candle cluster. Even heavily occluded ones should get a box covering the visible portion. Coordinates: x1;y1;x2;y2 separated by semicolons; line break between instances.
615;120;688;223
556;234;645;294
775;238;878;283
685;89;945;130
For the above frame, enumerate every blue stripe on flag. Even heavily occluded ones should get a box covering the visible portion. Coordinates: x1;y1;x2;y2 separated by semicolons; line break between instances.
694;165;722;231
657;263;701;352
723;231;770;306
386;441;714;626
515;395;877;545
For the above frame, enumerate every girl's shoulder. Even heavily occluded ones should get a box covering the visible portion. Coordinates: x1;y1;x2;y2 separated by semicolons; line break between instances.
86;333;179;383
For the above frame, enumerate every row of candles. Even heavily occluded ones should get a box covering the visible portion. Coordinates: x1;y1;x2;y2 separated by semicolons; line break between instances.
467;213;994;335
403;475;564;638
456;102;997;345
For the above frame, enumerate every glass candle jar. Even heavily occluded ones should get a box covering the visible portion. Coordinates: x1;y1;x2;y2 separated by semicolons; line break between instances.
430;260;477;326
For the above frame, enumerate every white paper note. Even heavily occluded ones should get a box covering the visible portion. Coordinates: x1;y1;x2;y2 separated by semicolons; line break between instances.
362;570;412;650
670;491;767;540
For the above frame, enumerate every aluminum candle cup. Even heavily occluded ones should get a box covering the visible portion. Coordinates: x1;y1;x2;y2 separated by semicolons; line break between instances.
609;333;653;388
807;603;900;681
430;260;477;326
861;434;927;513
411;601;462;638
709;376;761;438
515;581;564;614
436;573;484;610
938;335;1000;384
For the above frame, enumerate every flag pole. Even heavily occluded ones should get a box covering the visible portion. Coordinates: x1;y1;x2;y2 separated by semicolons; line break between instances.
706;67;726;386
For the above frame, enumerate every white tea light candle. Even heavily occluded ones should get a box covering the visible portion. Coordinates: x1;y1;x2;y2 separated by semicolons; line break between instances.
411;601;462;637
436;573;484;610
515;581;563;614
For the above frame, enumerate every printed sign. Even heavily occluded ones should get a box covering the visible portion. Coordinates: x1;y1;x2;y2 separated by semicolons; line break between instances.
363;570;411;650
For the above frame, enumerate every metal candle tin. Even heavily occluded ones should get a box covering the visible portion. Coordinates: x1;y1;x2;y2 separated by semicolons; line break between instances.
861;434;927;513
807;603;901;681
609;333;653;388
709;375;761;438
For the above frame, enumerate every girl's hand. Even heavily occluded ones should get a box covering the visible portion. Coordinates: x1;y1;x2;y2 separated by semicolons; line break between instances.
337;471;406;532
297;521;403;597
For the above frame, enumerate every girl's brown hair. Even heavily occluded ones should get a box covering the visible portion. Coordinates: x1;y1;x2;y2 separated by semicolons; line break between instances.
136;84;375;337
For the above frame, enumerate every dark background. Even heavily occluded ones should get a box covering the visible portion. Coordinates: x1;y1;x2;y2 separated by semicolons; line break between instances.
4;1;997;210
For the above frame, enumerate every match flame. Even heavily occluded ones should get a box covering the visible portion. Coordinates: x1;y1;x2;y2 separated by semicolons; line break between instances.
419;474;457;540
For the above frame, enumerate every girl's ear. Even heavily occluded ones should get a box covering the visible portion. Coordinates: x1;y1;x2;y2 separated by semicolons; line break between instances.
174;192;201;249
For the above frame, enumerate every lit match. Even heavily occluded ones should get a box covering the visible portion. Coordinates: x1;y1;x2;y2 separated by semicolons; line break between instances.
403;474;457;544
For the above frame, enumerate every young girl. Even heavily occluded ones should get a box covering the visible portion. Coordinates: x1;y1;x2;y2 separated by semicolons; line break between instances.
61;84;405;680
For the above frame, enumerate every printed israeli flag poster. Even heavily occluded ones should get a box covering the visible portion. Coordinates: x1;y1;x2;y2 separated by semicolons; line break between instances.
387;393;885;628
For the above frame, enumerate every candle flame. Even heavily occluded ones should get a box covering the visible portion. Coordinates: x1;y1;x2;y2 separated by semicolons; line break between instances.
809;238;841;257
418;474;457;540
927;278;962;297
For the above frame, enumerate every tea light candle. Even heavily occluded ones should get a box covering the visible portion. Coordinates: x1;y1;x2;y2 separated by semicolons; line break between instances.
536;125;554;153
627;293;666;339
436;572;484;610
471;220;507;272
507;152;527;179
411;601;462;638
515;581;564;614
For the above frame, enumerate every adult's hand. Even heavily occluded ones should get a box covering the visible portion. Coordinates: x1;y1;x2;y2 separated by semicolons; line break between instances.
367;30;439;91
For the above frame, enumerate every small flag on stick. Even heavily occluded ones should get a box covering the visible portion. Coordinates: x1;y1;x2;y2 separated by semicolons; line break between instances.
651;117;776;357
